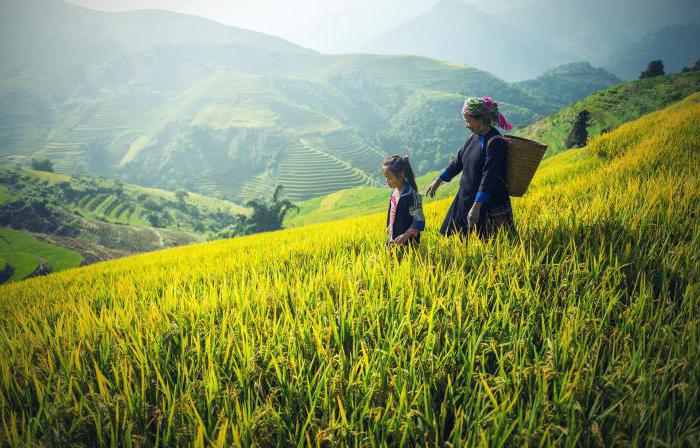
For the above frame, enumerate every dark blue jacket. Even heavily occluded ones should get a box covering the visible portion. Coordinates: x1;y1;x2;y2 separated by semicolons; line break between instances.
386;183;426;243
439;127;510;206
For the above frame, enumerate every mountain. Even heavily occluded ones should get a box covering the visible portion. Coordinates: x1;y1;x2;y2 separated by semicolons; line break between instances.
0;0;623;206
0;0;546;204
2;92;699;446
515;62;622;110
358;0;576;81
602;24;700;80
471;0;700;77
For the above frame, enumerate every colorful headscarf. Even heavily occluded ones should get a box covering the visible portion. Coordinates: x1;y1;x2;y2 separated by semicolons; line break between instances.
461;97;513;130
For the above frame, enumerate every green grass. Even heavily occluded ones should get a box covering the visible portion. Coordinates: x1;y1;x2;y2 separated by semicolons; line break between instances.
0;227;83;282
5;168;248;228
517;71;700;157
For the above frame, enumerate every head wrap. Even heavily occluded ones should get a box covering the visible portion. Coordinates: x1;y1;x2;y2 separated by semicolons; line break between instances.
461;97;513;130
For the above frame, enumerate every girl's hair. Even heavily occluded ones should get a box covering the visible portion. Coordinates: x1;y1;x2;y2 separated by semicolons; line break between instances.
382;155;418;191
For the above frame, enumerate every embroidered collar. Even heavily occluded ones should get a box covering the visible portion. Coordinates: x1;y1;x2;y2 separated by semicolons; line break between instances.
399;183;413;197
478;128;500;150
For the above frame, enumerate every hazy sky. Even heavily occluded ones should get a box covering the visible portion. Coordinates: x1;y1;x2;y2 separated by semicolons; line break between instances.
66;1;434;37
63;0;449;51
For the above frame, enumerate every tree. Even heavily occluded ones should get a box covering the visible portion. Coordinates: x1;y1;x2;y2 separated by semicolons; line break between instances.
640;60;665;79
175;189;188;210
30;158;54;172
236;185;298;235
681;58;700;73
113;181;125;198
565;110;591;149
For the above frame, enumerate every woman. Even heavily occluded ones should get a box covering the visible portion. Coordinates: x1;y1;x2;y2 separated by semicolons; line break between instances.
425;97;516;239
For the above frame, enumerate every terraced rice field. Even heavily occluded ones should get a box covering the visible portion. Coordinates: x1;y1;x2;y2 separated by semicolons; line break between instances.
70;192;144;225
238;173;275;203
322;55;473;92
277;141;373;202
313;129;386;175
33;141;88;173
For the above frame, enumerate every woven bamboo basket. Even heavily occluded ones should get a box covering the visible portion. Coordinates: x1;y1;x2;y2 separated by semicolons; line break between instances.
491;135;547;197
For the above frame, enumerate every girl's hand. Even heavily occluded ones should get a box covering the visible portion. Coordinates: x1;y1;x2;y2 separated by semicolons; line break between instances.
394;228;418;246
394;233;409;245
467;202;483;227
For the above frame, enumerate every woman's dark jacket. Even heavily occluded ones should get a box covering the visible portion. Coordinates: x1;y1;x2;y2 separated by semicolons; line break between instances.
438;127;510;236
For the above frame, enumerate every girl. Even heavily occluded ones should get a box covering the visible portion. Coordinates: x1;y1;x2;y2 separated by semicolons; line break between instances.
382;155;425;247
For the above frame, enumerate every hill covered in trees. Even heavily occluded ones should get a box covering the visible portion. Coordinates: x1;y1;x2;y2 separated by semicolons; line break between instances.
0;168;249;283
0;0;620;204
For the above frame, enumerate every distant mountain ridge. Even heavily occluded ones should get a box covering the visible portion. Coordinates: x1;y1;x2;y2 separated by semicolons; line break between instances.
0;0;620;205
356;0;700;81
602;24;700;80
470;0;700;79
358;0;576;81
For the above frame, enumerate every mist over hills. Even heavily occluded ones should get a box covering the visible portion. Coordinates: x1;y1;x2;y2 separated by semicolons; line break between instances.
358;0;577;82
471;0;700;79
602;24;700;80
357;0;700;81
0;0;622;204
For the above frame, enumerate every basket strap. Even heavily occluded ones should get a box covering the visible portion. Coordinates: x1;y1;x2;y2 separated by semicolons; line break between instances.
485;135;509;192
486;135;506;150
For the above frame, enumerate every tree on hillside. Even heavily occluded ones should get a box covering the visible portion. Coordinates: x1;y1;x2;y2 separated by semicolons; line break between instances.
681;58;700;73
236;185;298;235
30;158;54;173
640;60;665;79
175;189;188;209
565;110;591;149
114;181;125;198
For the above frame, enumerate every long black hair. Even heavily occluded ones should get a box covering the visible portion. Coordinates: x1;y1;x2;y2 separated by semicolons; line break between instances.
382;155;418;192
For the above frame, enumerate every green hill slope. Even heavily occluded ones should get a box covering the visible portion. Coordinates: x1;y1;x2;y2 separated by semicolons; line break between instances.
0;1;621;204
0;168;250;283
0;93;698;445
517;71;700;156
514;62;622;110
0;227;83;282
287;86;700;227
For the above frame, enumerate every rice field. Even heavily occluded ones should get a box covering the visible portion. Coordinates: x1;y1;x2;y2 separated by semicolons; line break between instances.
0;94;699;446
277;141;373;202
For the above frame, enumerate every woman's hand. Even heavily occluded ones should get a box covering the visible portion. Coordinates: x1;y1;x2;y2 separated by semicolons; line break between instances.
467;202;483;228
425;178;443;198
394;234;409;245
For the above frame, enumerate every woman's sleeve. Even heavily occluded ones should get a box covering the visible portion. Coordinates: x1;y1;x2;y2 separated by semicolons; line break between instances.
477;137;507;202
439;139;468;182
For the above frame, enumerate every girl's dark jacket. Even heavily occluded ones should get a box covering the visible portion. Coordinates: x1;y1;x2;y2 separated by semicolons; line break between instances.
438;127;511;236
386;183;426;244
